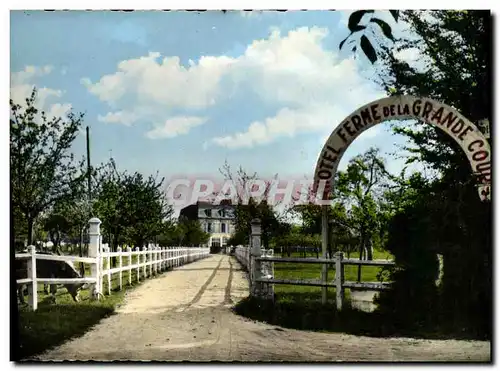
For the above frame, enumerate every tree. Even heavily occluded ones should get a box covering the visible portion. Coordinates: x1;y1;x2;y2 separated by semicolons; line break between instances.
93;161;174;265
217;161;286;249
10;87;86;246
334;147;392;261
157;218;209;247
371;10;492;338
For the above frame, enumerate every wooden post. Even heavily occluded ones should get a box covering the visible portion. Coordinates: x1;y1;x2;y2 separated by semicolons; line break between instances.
118;247;122;291
127;247;132;286
155;245;159;273
160;247;163;271
106;246;111;295
321;205;329;304
157;246;160;272
88;217;102;300
143;247;148;278
152;245;156;275
27;245;38;311
149;245;153;276
135;247;140;282
335;251;345;311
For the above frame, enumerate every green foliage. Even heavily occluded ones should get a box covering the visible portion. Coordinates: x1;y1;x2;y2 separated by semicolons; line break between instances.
10;87;87;245
334;147;393;259
340;10;400;63
158;217;210;247
218;161;288;249
371;10;492;338
93;165;174;251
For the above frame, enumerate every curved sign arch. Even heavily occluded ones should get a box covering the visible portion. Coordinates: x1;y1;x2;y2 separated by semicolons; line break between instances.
313;95;491;202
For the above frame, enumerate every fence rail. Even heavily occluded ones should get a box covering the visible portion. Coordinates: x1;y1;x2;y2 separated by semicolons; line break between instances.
234;243;395;310
16;221;210;311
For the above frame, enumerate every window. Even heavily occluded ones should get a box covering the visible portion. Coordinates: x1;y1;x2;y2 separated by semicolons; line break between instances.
218;209;226;217
221;223;226;233
204;209;212;217
207;222;212;233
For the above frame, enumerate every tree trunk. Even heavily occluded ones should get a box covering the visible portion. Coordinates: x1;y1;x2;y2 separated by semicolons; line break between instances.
357;241;364;282
79;227;85;277
27;216;34;246
112;238;118;267
366;238;374;261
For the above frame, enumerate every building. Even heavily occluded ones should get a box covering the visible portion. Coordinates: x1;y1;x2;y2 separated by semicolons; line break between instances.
179;201;236;251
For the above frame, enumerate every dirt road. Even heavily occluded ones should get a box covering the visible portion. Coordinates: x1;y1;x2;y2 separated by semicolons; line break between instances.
31;255;490;362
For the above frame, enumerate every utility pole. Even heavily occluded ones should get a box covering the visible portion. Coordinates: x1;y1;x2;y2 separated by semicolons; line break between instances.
86;126;92;211
82;126;92;274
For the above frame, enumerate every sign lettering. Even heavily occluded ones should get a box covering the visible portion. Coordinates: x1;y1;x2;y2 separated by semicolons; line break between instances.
313;95;491;202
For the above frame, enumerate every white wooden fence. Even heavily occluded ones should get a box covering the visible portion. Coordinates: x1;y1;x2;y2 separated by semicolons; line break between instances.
235;220;395;310
15;218;210;311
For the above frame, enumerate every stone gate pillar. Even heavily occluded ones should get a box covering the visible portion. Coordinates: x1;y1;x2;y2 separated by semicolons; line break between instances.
250;218;262;297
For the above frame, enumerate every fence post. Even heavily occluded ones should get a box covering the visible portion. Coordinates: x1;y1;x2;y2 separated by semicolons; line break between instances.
151;245;155;275
27;245;38;311
135;247;140;283
106;246;111;295
127;247;132;286
118;247;123;291
156;246;160;273
335;251;345;311
321;206;329;305
250;218;263;298
157;246;161;272
149;246;153;276
88;217;102;300
154;245;158;275
143;247;147;278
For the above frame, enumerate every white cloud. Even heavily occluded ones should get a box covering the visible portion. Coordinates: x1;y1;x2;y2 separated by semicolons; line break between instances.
11;65;53;85
82;51;233;109
210;27;384;148
10;65;72;121
209;105;344;149
145;116;207;139
98;111;138;126
83;26;383;144
46;103;73;120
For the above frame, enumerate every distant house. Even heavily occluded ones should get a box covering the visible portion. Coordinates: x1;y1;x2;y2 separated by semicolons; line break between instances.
179;200;236;251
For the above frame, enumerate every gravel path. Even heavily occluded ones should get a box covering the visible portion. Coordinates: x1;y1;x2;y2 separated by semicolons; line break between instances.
31;255;491;362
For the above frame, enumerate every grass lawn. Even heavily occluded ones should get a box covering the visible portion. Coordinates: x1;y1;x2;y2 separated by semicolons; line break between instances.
234;250;487;340
272;249;394;300
15;254;175;360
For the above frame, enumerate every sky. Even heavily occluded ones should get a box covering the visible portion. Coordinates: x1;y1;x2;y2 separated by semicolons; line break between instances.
10;9;426;214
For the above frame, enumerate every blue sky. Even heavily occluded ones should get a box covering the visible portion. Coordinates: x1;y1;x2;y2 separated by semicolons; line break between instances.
11;10;424;204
